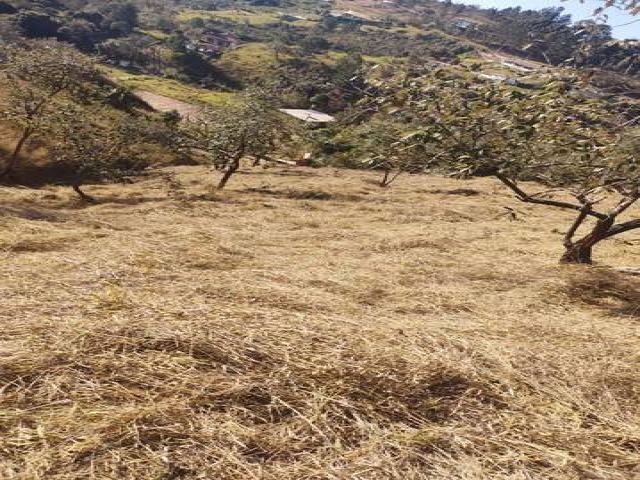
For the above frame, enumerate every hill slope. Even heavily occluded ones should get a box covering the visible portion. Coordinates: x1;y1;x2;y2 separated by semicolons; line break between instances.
1;165;639;479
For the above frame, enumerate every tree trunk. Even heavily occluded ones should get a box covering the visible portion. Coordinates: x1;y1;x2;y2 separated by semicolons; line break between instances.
72;183;97;203
380;169;390;187
560;242;593;264
560;218;613;264
217;159;240;190
0;128;32;180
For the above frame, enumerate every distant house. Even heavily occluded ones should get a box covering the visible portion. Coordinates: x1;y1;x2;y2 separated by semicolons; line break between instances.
187;30;240;57
278;13;309;22
453;20;477;30
279;109;336;124
328;10;379;25
477;73;520;87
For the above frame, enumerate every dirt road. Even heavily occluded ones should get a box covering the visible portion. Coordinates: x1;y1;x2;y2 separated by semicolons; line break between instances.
135;90;202;121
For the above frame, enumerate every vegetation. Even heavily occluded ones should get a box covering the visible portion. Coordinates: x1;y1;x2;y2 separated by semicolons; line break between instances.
49;107;157;202
181;95;292;189
177;9;283;26
352;68;640;263
351;118;425;187
105;67;237;105
0;41;99;179
2;1;640;479
3;167;640;479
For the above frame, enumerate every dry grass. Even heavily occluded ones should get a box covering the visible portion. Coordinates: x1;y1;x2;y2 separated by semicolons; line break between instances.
1;166;640;479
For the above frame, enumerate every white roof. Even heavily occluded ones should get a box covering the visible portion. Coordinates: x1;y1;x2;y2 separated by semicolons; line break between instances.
477;73;507;82
279;109;336;123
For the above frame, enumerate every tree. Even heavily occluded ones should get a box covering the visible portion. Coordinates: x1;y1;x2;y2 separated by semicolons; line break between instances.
181;96;291;190
271;40;288;62
57;19;99;51
300;35;330;55
0;41;99;179
49;108;151;202
584;0;640;15
18;11;60;38
99;1;139;36
392;70;640;264
352;118;425;187
0;1;17;14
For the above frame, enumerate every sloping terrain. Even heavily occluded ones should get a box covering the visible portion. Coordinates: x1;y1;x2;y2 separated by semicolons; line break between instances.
134;90;203;120
1;166;639;479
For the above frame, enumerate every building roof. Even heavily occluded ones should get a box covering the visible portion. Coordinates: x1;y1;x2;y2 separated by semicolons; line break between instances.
278;109;336;123
329;10;373;21
454;20;475;29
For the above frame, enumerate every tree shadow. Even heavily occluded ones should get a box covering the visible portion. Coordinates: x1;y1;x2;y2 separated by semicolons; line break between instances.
57;194;173;210
0;162;78;188
0;203;66;222
237;168;319;178
560;267;640;318
243;186;363;202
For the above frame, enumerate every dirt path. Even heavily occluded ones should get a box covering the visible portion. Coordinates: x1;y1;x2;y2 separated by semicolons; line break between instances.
134;90;202;120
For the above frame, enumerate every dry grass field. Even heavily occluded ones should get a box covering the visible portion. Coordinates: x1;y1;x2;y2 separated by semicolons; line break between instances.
1;166;640;479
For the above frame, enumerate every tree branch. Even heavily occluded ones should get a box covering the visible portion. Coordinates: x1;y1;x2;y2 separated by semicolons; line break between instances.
607;195;640;219
564;203;592;248
605;219;640;239
495;172;608;220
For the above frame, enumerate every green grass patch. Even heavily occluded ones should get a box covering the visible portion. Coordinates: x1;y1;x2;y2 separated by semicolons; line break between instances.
362;54;396;65
314;50;348;66
103;67;236;106
178;9;281;25
315;50;396;66
218;42;283;75
137;29;170;40
360;25;425;36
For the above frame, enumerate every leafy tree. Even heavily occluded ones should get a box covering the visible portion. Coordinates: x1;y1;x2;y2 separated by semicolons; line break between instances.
587;0;640;15
57;19;99;51
181;96;291;190
18;11;61;38
393;71;640;264
99;1;139;36
0;1;17;14
353;118;425;187
300;35;330;55
49;108;153;202
0;41;99;179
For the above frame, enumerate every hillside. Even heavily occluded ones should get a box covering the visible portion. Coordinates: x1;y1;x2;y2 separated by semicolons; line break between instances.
1;165;640;479
1;0;638;115
2;2;640;479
